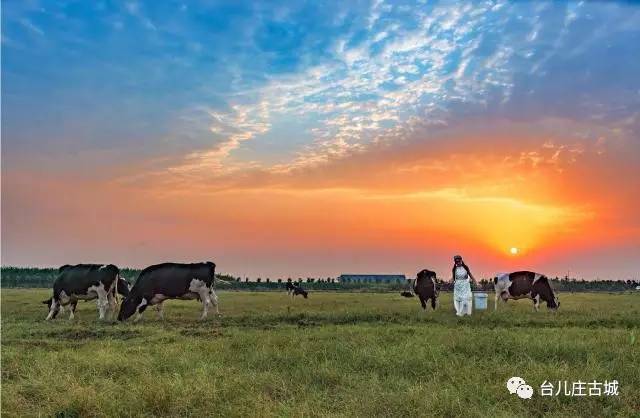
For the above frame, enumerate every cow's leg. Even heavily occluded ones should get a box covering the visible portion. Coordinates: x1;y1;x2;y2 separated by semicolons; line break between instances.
494;292;499;310
134;298;148;322
69;301;77;320
45;298;60;320
107;292;117;320
532;294;540;312
419;296;427;310
210;289;220;316
96;298;105;320
96;297;107;320
52;303;64;319
497;291;510;310
430;297;437;310
155;302;164;320
197;288;212;320
94;285;111;320
200;297;209;320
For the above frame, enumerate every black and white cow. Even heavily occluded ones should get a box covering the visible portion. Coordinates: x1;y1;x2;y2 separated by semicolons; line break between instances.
285;281;296;295
43;264;128;320
118;262;218;322
285;282;308;298
493;271;559;311
412;269;439;311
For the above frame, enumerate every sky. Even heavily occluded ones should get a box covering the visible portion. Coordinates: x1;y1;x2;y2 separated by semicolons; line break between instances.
2;0;639;280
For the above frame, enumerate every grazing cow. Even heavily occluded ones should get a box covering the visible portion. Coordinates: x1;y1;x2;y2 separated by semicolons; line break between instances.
43;277;131;320
286;282;308;298
493;271;559;311
292;286;308;299
43;264;127;320
285;282;296;295
413;269;438;311
118;262;218;322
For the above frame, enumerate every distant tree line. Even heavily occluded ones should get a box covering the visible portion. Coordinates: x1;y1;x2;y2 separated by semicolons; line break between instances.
1;267;638;292
0;267;141;288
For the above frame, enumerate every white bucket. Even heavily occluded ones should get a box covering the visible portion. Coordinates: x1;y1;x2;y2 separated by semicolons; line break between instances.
474;292;488;310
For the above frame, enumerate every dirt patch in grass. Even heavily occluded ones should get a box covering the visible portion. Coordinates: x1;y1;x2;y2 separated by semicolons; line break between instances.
38;329;142;341
179;328;224;337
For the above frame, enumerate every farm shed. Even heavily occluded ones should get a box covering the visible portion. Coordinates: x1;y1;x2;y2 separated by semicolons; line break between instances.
338;274;406;283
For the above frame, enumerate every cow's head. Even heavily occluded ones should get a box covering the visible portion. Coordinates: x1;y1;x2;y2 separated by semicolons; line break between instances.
116;277;131;298
118;293;141;321
42;298;61;319
547;294;560;310
538;275;560;310
101;264;120;276
416;269;436;281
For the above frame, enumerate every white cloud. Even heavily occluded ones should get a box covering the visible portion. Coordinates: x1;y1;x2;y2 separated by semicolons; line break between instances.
124;1;157;31
19;18;44;36
166;1;568;178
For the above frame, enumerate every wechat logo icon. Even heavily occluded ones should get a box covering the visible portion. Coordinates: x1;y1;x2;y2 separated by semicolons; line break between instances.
507;376;533;399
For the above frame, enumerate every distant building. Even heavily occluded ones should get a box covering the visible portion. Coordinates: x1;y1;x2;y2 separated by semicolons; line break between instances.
338;274;406;283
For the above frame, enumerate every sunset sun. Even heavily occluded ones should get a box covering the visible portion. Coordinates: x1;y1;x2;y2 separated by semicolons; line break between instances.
510;247;519;255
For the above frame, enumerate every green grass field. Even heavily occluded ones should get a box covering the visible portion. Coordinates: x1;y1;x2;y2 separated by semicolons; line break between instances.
2;289;639;417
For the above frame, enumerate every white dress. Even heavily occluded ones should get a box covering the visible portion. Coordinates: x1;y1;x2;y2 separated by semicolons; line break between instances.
454;266;472;300
453;266;473;316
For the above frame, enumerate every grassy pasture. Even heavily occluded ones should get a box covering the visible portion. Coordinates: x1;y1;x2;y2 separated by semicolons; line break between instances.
1;289;639;417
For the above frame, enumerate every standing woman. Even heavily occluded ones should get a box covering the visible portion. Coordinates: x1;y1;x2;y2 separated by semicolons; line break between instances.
452;255;476;316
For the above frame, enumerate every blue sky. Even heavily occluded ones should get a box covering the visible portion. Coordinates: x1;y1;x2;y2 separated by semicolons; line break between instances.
2;1;639;278
4;1;638;177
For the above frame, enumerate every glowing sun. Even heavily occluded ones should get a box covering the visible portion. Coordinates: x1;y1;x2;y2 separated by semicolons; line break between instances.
510;247;519;255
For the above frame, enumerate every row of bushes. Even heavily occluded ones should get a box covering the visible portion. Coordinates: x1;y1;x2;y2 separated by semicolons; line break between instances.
1;267;638;292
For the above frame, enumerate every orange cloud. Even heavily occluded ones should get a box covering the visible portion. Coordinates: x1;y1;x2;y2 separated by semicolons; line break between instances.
3;118;638;279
